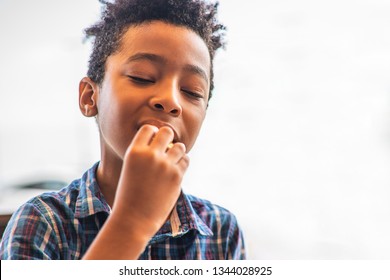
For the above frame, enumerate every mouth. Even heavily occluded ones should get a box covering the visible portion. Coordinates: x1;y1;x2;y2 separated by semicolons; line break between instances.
137;119;179;143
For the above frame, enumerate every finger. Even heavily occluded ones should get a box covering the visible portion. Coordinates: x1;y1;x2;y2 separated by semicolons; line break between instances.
166;142;186;163
177;154;190;172
149;126;174;151
131;124;158;147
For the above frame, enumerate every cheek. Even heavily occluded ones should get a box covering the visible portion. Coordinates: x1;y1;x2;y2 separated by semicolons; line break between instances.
184;110;206;149
97;102;120;144
98;82;131;123
97;90;129;139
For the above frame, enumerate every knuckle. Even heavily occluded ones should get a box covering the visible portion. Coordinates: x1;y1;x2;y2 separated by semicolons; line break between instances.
141;124;158;132
182;155;190;166
159;126;174;136
175;142;186;153
126;146;143;158
170;168;183;182
158;160;171;172
146;150;162;163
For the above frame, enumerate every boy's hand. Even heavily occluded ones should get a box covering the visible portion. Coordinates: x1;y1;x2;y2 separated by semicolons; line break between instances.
111;124;189;240
82;124;189;259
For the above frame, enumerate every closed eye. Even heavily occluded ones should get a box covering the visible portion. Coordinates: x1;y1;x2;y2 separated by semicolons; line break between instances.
182;89;204;100
127;75;155;84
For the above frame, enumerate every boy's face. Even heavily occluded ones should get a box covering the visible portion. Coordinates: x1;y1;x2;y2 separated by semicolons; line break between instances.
92;21;210;160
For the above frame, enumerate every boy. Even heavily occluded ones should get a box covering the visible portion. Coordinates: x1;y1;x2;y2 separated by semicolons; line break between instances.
0;0;245;259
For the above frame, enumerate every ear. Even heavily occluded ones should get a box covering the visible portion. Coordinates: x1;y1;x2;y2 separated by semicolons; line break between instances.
79;77;99;117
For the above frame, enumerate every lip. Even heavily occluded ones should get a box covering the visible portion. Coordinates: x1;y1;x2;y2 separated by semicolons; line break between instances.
137;119;179;142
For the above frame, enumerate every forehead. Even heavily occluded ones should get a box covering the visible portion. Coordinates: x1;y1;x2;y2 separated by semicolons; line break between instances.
111;21;211;75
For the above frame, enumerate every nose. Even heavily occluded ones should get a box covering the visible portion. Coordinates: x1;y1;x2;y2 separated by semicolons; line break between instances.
149;86;182;116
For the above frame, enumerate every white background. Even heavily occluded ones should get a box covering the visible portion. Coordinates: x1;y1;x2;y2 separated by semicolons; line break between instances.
1;0;390;259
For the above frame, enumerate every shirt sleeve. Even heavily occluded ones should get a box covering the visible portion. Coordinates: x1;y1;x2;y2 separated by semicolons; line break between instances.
226;214;246;260
0;202;60;260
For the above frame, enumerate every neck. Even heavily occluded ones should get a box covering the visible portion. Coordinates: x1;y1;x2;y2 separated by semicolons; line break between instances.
96;152;123;208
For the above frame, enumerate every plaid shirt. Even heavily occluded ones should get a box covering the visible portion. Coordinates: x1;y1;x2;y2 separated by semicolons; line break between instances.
0;162;245;260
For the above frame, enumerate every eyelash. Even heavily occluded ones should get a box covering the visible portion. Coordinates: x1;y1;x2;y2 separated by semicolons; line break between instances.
127;75;204;99
127;75;154;84
182;89;204;100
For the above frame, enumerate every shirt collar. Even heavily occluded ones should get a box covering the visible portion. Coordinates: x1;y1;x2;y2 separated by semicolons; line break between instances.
177;192;213;237
74;162;110;218
150;192;213;244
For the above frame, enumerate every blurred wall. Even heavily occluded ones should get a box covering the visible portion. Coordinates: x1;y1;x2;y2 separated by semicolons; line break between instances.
1;0;390;259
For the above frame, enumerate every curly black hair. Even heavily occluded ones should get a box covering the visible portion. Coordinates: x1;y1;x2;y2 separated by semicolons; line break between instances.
84;0;226;100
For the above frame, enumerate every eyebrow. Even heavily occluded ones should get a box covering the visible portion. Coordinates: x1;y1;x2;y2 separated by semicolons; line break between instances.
125;52;209;84
126;52;165;65
182;64;209;84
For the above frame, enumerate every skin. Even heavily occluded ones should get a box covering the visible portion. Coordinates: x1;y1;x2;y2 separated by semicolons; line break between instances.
78;21;211;259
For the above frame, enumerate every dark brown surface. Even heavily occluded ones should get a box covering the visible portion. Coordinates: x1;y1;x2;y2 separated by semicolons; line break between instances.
0;214;12;240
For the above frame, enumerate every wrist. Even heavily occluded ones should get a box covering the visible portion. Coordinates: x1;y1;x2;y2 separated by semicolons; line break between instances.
108;208;159;243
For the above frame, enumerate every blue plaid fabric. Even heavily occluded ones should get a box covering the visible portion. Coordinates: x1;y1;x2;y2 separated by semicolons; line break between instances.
0;162;245;260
